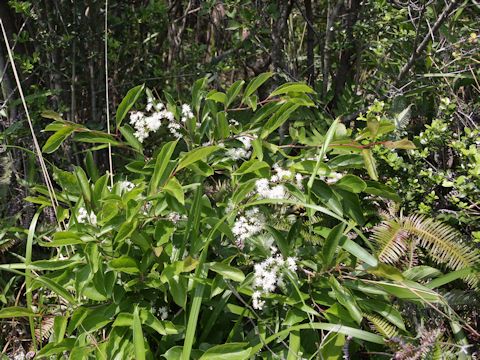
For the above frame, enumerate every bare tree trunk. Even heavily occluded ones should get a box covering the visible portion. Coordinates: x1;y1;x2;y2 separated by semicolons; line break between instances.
331;0;360;109
321;0;342;98
304;0;315;85
271;0;293;73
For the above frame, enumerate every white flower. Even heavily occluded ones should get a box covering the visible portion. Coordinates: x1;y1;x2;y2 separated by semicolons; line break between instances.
252;291;265;310
134;127;149;143
255;179;285;200
273;164;292;180
89;212;97;226
232;207;265;248
167;212;185;223
286;257;297;272
238;136;252;150
226;147;250;160
145;113;162;132
251;253;299;310
181;104;194;120
295;173;304;189
77;207;97;226
129;111;144;126
158;306;168;320
229;119;239;126
119;180;135;192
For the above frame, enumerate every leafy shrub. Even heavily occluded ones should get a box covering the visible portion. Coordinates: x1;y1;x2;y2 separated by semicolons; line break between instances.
1;76;478;359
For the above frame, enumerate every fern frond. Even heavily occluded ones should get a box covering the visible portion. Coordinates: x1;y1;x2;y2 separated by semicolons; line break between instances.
364;313;398;338
35;316;54;342
372;214;480;286
371;220;409;264
402;215;478;273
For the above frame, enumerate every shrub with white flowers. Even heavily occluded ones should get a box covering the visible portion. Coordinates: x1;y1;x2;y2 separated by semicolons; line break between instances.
22;75;477;359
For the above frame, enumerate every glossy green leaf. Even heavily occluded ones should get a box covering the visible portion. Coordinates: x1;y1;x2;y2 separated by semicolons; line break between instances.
116;84;145;127
209;262;245;282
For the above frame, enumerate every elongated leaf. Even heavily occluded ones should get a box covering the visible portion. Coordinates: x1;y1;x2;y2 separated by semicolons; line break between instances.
149;140;178;195
133;306;146;360
176;146;220;171
308;118;339;189
109;256;140;274
0;306;37;318
225;80;244;108
209;263;245;282
74;166;91;205
200;343;251;360
116;84;145;127
269;83;315;97
42;126;75;153
361;149;378;180
323;223;346;268
261;103;300;139
119;124;143;152
242;72;273;101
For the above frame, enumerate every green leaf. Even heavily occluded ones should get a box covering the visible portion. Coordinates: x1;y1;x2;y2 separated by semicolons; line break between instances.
426;267;476;289
33;275;77;304
209;263;245;282
367;263;405;281
133;306;146;360
341;239;378;267
308;118;339;189
242;72;273;101
72;131;121;146
372;280;441;302
261;103;300;139
115;220;138;244
199;343;251;360
41;110;65;122
206;91;227;104
35;339;76;359
364;181;400;202
359;300;406;331
328;154;364;170
164;177;184;205
39;231;84;247
109;256;140;274
323;223;346;268
334;175;367;193
361;149;378;180
176;146;220;171
74;166;91;205
329;276;363;324
233;159;269;175
269;83;315;97
149;140;178;195
0;306;37;318
116;84;145;128
42;126;75;153
225;80;244;108
119;124;143;152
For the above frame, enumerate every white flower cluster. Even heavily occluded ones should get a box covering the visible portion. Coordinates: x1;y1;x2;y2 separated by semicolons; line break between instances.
181;104;194;123
119;180;135;193
167;212;186;223
232;207;265;249
254;164;303;200
252;247;298;310
129;99;193;142
77;207;97;226
158;306;168;320
226;135;254;160
321;172;343;184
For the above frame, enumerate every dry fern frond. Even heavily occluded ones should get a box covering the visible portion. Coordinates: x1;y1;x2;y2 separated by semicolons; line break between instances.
372;214;480;286
35;316;54;342
0;237;17;253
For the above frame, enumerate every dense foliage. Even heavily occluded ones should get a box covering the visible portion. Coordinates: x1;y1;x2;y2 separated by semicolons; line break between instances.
0;0;479;359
